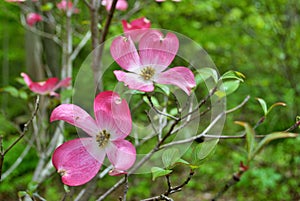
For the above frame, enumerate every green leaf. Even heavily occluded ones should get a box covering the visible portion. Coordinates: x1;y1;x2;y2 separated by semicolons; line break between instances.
221;70;245;82
19;90;28;100
2;86;19;98
155;83;170;96
256;98;268;116
151;167;172;181
124;89;145;95
175;158;190;166
143;96;160;107
252;132;298;159
27;181;38;193
195;67;218;85
267;102;286;115
64;185;70;193
192;140;218;166
221;80;240;95
235;121;256;161
162;148;180;168
41;2;54;11
18;191;28;198
169;108;178;116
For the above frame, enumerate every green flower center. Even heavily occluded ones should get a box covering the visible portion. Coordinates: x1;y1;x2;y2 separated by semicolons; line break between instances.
96;130;110;147
140;66;155;80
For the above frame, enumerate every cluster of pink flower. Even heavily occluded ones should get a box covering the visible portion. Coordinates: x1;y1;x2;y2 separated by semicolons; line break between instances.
19;13;193;187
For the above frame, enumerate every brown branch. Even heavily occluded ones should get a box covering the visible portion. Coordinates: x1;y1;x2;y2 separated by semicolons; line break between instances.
146;94;179;121
99;0;118;44
0;96;40;180
141;169;195;201
211;162;248;201
285;120;300;132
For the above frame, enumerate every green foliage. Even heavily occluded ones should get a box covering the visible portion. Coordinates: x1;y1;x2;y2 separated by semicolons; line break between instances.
0;0;299;200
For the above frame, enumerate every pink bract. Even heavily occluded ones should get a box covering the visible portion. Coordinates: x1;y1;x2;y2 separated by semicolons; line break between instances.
110;30;196;95
57;0;80;14
122;17;151;42
51;91;136;186
26;13;42;27
21;73;71;97
102;0;128;11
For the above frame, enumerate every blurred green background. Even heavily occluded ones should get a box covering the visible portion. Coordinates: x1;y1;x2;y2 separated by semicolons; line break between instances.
0;0;299;200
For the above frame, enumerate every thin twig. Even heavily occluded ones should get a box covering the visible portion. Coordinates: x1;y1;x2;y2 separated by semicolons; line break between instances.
0;96;40;180
4;96;40;155
20;14;61;45
285;120;300;132
71;31;91;61
147;94;179;121
1;138;33;180
181;86;218;120
226;95;250;114
99;0;118;44
122;174;129;201
141;169;195;201
211;162;248;201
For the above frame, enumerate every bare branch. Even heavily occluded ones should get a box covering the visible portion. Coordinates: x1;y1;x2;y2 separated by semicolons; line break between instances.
146;94;179;121
0;96;40;180
71;31;91;61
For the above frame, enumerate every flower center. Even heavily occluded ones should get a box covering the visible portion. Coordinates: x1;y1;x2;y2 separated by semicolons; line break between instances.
96;130;110;147
140;66;155;80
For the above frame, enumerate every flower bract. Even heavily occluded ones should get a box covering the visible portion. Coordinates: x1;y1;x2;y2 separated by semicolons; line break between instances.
21;73;71;96
110;30;196;95
50;91;136;186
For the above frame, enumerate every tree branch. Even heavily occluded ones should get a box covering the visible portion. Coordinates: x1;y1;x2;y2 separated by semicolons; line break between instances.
0;96;40;180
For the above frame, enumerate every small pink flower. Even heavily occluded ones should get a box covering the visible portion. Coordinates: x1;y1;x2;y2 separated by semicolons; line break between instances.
122;17;151;42
51;91;136;186
102;0;128;11
110;30;196;95
26;13;42;27
21;73;71;97
57;0;80;14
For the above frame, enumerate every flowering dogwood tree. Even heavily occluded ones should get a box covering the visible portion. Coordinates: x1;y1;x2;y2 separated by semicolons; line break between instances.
0;0;299;201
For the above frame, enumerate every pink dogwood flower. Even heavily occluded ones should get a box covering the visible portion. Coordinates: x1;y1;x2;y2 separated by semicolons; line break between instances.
51;91;136;186
21;73;71;96
26;13;42;27
122;17;151;42
110;30;196;95
102;0;128;11
57;0;80;14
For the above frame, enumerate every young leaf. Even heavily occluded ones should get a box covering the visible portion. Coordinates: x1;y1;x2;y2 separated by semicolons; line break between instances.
41;2;54;11
151;167;172;181
155;83;170;96
221;70;245;82
64;185;70;193
256;98;268;116
252;132;298;159
175;158;190;166
221;80;240;96
267;102;286;115
2;86;19;98
195;67;218;85
18;191;28;198
235;121;256;161
162;148;180;168
143;96;160;108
